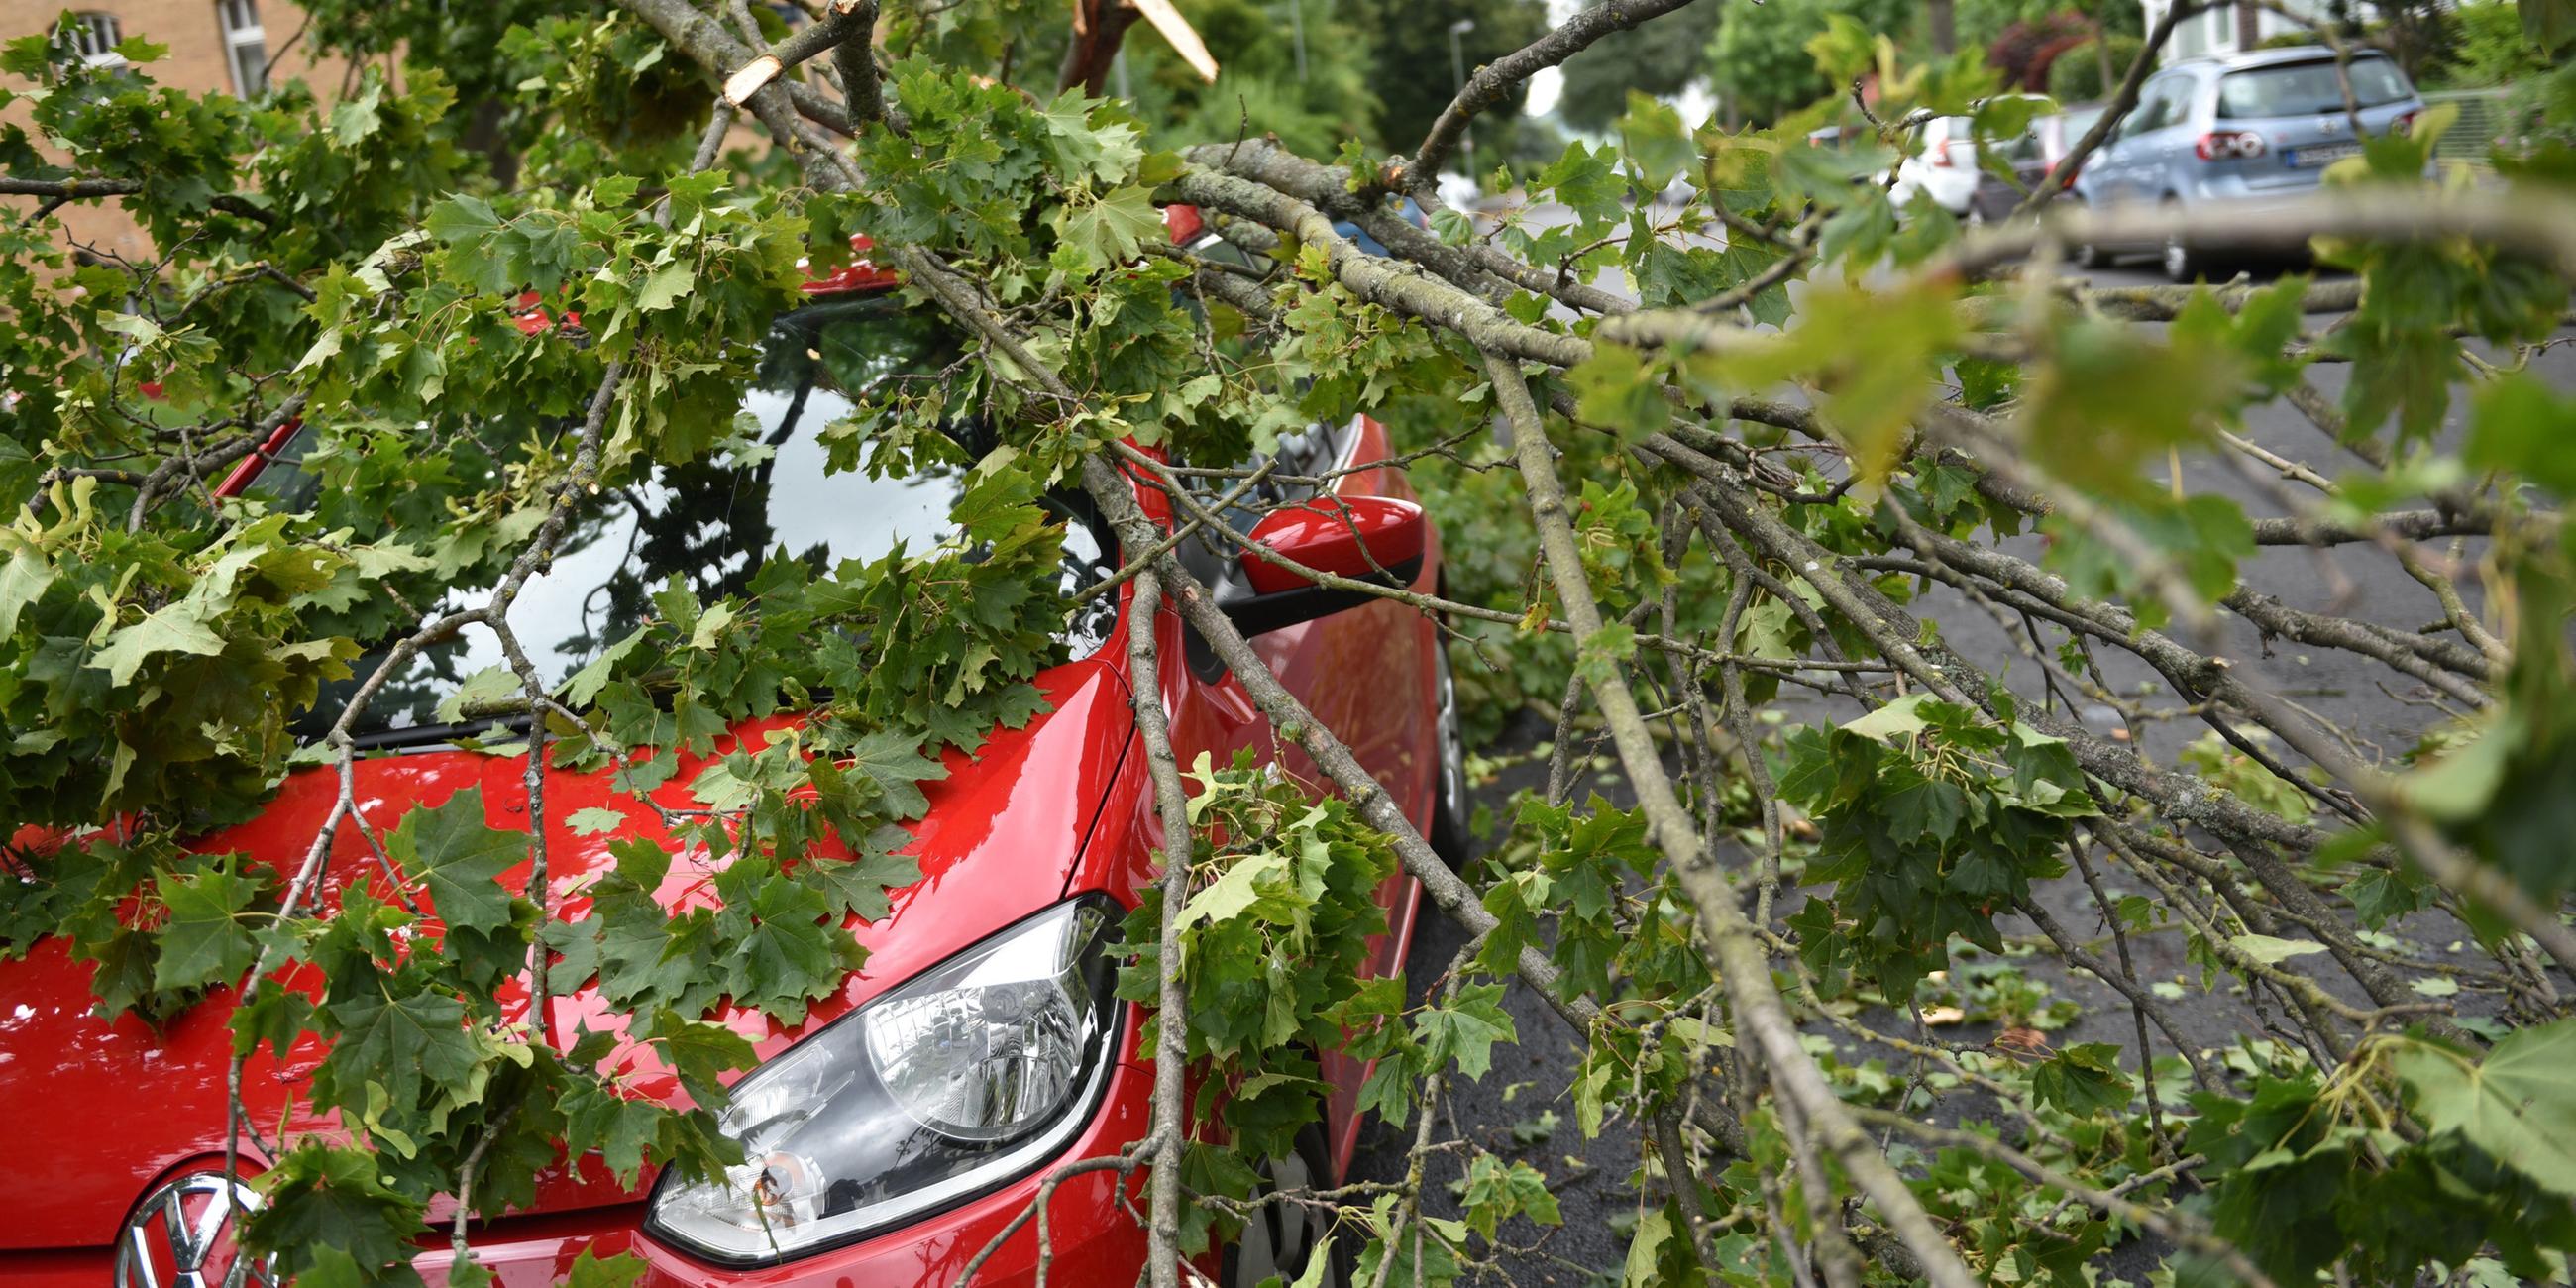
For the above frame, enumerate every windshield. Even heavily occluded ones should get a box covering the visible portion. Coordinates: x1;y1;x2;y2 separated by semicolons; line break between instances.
2217;56;2411;119
254;299;1118;743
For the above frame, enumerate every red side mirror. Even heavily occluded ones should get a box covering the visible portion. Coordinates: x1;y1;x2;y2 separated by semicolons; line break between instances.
1239;496;1426;595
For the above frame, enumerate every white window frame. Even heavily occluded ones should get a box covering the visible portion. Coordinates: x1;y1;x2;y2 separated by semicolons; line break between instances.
61;12;124;68
218;0;268;97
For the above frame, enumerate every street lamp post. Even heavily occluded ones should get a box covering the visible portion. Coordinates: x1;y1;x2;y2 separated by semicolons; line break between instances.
1447;17;1476;180
1290;0;1308;81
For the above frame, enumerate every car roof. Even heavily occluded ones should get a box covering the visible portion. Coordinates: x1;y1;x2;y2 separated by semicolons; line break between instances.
2167;44;2395;73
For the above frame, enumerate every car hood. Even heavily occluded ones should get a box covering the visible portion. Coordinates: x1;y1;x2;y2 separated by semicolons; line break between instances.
0;654;1134;1251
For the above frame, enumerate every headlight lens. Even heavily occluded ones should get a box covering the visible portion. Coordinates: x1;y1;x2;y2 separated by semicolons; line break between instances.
646;897;1124;1265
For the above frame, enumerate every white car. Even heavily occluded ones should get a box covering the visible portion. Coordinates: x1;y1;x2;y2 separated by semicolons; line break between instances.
1887;115;1982;218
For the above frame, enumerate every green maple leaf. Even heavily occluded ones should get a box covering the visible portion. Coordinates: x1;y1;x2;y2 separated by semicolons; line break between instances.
565;1249;649;1288
637;1008;758;1108
636;261;694;313
808;831;922;922
2030;1042;2132;1118
725;875;844;1023
561;1076;677;1186
1537;141;1623;222
386;788;526;933
1416;983;1517;1081
152;862;269;992
322;989;481;1117
840;729;948;819
1037;91;1144;184
88;596;226;686
0;541;47;637
593;891;720;1014
230;987;315;1063
1176;849;1297;934
565;806;630;837
82;927;162;1020
1051;184;1163;269
423;193;500;243
1614;91;1696;191
2394;1019;2576;1198
240;1141;427;1274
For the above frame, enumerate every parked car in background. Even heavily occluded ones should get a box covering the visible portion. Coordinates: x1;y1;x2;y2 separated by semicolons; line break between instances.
2069;46;2425;281
1966;103;2107;224
1888;115;1982;218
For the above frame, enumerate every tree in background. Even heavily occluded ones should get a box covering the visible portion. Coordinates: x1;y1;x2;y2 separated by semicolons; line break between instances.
2439;0;2556;83
6;4;2576;1288
1553;0;1724;131
1347;0;1549;165
1956;0;2142;102
1705;0;1913;124
1122;0;1383;161
1986;11;2095;90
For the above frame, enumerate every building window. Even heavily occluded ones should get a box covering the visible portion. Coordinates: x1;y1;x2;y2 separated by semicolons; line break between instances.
219;0;268;97
59;12;123;67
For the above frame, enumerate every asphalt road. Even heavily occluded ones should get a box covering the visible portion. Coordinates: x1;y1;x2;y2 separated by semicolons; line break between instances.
1343;233;2576;1286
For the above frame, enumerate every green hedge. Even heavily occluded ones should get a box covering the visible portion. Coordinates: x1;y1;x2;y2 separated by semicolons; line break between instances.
2046;34;2143;104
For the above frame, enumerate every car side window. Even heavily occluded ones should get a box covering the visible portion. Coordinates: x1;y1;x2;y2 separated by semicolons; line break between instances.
1187;231;1270;283
2121;86;2157;138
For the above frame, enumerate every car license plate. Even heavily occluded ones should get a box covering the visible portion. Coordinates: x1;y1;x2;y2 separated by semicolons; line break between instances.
2288;142;2363;167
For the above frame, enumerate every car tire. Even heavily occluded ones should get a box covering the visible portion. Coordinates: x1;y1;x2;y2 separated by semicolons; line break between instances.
1226;1125;1353;1288
1428;635;1472;869
2070;199;2107;269
2160;198;2200;283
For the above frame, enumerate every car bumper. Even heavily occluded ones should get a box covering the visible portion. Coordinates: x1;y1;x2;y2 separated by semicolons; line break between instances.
417;1026;1159;1288
1891;167;1979;214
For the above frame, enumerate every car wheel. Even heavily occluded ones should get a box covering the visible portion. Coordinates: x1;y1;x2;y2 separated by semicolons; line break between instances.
1227;1127;1352;1288
1428;638;1472;868
2160;199;2200;283
2070;199;2106;268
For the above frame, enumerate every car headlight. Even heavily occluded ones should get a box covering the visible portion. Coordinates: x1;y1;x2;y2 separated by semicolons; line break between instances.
645;897;1125;1265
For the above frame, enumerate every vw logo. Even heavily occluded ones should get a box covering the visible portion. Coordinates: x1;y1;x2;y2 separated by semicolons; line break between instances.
111;1171;276;1288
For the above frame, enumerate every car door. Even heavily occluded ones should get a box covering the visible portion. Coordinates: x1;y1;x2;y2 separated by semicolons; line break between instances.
2078;95;2138;207
1146;418;1435;1171
2133;72;2200;205
1154;420;1438;853
2100;78;2164;207
2099;76;2182;232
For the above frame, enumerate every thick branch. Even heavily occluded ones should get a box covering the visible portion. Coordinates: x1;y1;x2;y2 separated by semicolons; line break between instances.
1486;352;1981;1288
612;0;858;136
1125;565;1192;1288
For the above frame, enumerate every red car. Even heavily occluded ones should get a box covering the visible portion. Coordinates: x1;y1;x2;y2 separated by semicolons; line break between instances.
0;225;1464;1288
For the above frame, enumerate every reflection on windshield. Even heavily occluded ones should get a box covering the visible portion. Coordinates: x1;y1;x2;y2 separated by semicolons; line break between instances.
258;299;1117;741
2218;58;2409;119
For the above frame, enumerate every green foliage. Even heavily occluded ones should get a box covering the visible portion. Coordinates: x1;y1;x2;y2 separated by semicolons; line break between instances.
2;5;2573;1288
1554;1;1726;131
1778;695;2096;999
1124;0;1384;161
1115;753;1420;1234
2045;33;2141;103
1706;0;1917;125
1345;0;1551;161
2189;1039;2576;1287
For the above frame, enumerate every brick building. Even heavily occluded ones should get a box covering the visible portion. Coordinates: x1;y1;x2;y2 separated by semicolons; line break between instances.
1;1;353;260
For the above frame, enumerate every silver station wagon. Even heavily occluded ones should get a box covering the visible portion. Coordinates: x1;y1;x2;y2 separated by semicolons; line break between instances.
2071;46;2426;281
